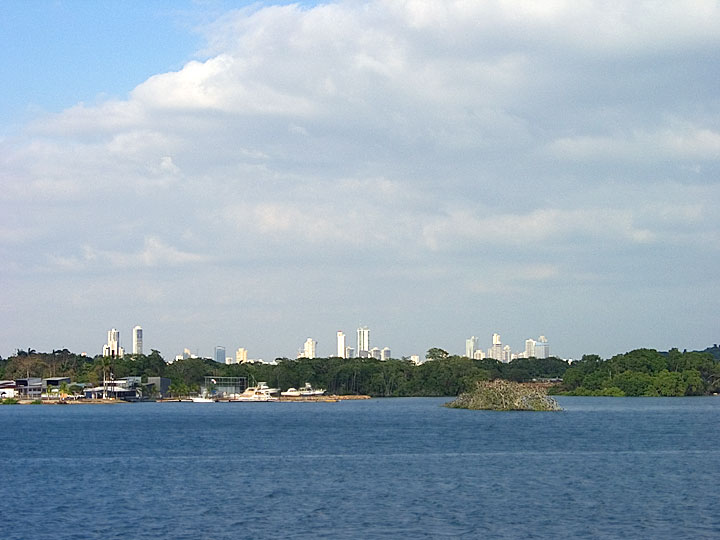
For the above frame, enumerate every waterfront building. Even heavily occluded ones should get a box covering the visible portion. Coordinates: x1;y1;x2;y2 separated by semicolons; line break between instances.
465;336;478;359
132;326;143;355
337;331;346;358
0;380;16;399
103;328;124;358
214;346;226;364
146;376;171;398
381;347;391;360
235;347;248;363
357;326;370;357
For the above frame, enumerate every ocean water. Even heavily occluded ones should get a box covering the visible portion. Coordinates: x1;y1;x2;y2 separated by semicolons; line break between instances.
1;397;719;539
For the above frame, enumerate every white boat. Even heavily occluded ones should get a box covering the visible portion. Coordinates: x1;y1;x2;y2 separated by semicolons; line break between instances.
299;382;325;396
191;396;215;403
232;382;279;402
281;383;326;397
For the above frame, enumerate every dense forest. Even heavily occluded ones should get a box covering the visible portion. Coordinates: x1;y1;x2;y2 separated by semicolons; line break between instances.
1;345;718;397
557;347;720;396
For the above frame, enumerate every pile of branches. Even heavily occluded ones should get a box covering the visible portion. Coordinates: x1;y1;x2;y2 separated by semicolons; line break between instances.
446;379;561;411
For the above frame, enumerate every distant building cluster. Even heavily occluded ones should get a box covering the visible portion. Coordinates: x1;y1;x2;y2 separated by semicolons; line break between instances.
100;326;549;366
465;333;550;363
102;326;143;358
295;326;390;360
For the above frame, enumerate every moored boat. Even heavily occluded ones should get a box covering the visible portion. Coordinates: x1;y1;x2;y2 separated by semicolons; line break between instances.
299;382;325;396
231;382;279;402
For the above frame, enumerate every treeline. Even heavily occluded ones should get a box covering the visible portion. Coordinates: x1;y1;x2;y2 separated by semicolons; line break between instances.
0;348;568;397
3;346;719;397
557;348;720;396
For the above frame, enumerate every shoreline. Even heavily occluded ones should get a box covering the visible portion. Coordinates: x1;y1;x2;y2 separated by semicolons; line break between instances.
4;395;372;405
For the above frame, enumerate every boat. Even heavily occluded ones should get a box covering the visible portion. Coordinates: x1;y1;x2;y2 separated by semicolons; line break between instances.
299;382;325;396
191;396;215;403
281;382;326;397
231;382;279;402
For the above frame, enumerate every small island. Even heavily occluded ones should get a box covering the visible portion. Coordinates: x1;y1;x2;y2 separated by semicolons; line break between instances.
446;379;562;411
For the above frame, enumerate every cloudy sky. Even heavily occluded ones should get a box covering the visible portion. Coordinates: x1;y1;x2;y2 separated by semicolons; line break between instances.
2;0;719;361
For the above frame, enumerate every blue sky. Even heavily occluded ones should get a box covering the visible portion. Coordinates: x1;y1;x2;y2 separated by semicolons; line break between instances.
1;1;719;361
0;1;311;131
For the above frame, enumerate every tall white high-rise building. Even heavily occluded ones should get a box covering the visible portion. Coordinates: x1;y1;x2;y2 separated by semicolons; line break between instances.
488;333;503;361
336;331;346;358
302;338;317;359
357;326;370;357
536;336;550;359
465;336;478;358
103;328;124;358
524;338;536;358
132;326;143;355
502;345;512;363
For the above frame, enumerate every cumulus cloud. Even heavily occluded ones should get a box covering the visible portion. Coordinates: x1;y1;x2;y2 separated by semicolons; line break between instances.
2;0;720;359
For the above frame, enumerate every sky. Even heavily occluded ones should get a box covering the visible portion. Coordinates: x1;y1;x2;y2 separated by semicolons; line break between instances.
1;0;719;361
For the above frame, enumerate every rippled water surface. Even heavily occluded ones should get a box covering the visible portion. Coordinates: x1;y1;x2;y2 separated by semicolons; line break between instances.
2;397;719;539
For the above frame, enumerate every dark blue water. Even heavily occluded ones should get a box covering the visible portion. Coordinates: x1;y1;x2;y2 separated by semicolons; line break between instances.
1;397;719;539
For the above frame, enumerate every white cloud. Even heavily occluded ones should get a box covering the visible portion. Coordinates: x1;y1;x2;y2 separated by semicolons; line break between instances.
48;237;209;270
2;0;720;359
547;125;720;162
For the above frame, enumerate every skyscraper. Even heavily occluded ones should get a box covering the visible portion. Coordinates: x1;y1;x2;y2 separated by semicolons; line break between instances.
336;331;346;358
536;336;550;359
132;326;143;355
357;326;370;357
465;336;478;358
103;328;124;358
488;333;503;361
524;338;536;358
302;338;316;359
214;346;226;364
235;347;248;363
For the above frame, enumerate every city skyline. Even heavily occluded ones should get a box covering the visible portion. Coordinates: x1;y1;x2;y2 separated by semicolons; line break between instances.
2;1;718;362
96;323;554;363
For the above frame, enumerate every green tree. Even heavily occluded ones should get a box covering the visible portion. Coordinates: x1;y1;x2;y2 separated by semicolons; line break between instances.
611;371;654;396
651;370;686;397
682;369;704;395
426;348;449;361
